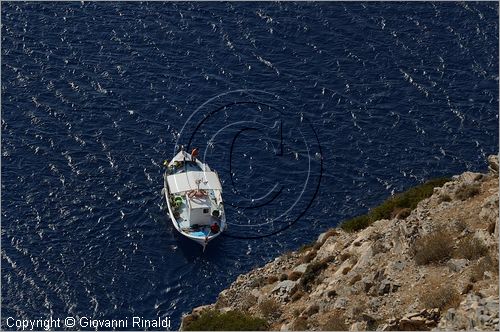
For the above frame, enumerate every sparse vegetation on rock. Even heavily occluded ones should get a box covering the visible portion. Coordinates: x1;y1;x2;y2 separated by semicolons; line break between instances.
258;298;281;320
288;271;302;281
413;230;454;265
321;310;348;331
420;276;461;311
291;317;308;331
455;183;481;200
182;155;499;331
341;177;451;232
183;309;268;331
299;256;335;290
454;235;488;260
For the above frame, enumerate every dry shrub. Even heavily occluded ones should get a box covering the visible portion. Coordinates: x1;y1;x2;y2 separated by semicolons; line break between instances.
454;235;488;260
352;302;367;318
439;193;452;203
454;219;468;233
240;293;258;310
487;220;496;234
391;207;411;219
469;255;499;283
327;289;337;298
349;274;362;286
461;283;473;295
341;266;352;275
292;308;302;317
340;251;351;261
321;310;348;331
455;184;481;200
298;243;315;253
291;290;304;302
300;258;331;290
320;229;338;244
288;271;303;281
305;304;320;316
413;230;454;265
258;298;281;320
300;250;317;264
291;317;308;331
267;275;279;284
249;276;266;288
420;276;461;311
279;273;288;281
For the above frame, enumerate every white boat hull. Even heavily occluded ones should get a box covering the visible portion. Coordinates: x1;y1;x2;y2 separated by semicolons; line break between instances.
163;150;226;248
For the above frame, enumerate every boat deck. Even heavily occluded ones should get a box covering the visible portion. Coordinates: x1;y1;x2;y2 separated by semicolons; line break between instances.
175;191;219;227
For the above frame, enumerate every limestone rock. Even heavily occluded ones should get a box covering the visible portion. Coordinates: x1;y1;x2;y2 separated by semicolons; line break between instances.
280;323;290;331
191;304;211;315
488;155;499;175
436;294;499;331
394;309;439;330
459;171;484;184
349;321;366;331
334;297;348;309
392;260;406;271
272;280;297;300
361;277;374;293
378;279;392;295
399;315;427;330
317;231;329;244
479;194;499;229
293;264;308;274
378;279;400;295
447;258;469;272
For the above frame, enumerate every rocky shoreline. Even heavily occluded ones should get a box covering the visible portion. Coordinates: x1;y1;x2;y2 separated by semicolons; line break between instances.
183;155;499;331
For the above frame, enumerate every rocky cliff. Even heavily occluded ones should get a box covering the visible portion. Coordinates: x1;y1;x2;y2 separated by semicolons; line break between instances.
183;155;499;331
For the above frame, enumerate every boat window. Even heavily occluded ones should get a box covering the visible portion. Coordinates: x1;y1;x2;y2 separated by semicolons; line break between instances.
203;208;209;214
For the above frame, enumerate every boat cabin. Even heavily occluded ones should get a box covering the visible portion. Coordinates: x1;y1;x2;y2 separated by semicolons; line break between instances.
187;195;212;225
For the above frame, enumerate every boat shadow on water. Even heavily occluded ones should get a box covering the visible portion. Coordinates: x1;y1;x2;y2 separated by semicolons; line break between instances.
171;221;225;262
160;188;225;262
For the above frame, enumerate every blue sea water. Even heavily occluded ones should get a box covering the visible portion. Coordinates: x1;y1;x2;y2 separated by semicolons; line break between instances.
1;2;498;330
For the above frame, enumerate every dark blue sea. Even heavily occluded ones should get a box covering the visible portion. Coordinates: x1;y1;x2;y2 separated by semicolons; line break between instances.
1;2;498;330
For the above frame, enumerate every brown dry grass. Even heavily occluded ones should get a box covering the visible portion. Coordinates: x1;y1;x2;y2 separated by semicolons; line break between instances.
267;275;279;284
454;235;488;260
300;250;317;264
321;310;348;331
291;317;308;331
419;276;461;311
288;271;303;281
240;293;258;310
455;183;481;200
469;255;499;283
291;290;305;302
258;298;281;320
413;230;454;265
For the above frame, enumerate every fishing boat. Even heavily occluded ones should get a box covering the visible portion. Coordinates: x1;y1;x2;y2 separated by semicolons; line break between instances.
163;148;226;249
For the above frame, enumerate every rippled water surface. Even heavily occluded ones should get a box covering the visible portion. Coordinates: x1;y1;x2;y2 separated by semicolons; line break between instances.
2;2;498;329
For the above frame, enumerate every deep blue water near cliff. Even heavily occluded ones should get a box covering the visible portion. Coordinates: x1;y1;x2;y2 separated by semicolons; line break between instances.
1;2;498;330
